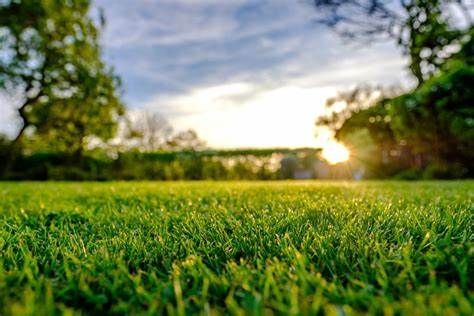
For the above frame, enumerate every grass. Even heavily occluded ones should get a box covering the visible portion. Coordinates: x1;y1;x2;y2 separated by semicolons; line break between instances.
0;181;472;315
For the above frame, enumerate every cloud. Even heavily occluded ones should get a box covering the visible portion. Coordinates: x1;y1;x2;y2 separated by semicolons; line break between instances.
0;1;411;146
96;0;243;47
147;82;256;118
143;80;338;148
96;0;408;110
139;39;409;148
96;0;312;48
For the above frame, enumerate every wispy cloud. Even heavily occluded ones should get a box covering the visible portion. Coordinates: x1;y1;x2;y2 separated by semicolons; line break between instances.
97;0;312;48
144;81;337;148
95;0;407;103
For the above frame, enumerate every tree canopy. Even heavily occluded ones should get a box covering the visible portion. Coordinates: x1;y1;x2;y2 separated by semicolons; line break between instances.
313;0;472;84
314;0;474;178
0;0;124;156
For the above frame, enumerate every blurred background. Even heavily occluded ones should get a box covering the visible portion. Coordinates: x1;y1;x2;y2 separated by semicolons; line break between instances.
0;0;472;180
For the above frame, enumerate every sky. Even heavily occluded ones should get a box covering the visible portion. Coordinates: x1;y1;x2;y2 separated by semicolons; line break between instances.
1;0;411;149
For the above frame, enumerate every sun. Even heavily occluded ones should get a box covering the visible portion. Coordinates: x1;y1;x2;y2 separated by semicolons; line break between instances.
322;142;350;164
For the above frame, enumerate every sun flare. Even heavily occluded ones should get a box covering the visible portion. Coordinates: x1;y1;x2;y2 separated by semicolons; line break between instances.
322;142;350;164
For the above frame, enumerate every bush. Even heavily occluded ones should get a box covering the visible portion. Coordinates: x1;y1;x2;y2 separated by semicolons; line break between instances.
423;162;469;179
393;168;423;180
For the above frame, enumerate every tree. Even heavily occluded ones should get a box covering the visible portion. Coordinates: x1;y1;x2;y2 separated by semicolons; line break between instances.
0;0;123;157
316;35;474;177
316;85;396;131
313;0;474;178
312;0;472;84
316;86;410;176
166;130;206;150
389;59;474;175
120;110;173;152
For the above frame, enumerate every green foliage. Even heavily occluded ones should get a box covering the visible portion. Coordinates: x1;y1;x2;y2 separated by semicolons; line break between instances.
317;22;474;178
313;0;471;85
0;0;124;155
0;134;11;162
330;61;474;178
0;181;472;314
319;89;413;178
3;148;325;180
338;129;381;177
389;61;474;171
400;0;465;84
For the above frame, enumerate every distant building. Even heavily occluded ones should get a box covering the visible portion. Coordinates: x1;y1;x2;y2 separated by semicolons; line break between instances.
314;161;330;179
294;169;313;179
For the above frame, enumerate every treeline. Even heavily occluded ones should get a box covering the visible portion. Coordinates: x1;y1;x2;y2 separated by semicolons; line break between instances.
2;148;346;181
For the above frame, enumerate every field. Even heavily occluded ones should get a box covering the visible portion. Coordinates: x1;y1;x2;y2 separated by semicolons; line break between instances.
0;181;472;315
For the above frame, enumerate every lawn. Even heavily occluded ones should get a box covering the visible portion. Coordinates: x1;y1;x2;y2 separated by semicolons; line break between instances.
0;181;472;315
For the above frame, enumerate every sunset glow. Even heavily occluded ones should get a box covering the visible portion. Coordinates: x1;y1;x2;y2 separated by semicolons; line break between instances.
322;142;350;164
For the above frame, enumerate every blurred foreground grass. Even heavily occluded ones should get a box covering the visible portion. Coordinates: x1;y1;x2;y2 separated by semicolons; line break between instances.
0;181;472;315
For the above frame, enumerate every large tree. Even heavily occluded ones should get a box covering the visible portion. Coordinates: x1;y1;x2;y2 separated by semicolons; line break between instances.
313;1;474;177
0;0;123;156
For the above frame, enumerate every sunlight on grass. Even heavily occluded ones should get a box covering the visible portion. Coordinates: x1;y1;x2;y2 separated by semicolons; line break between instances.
0;181;472;314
